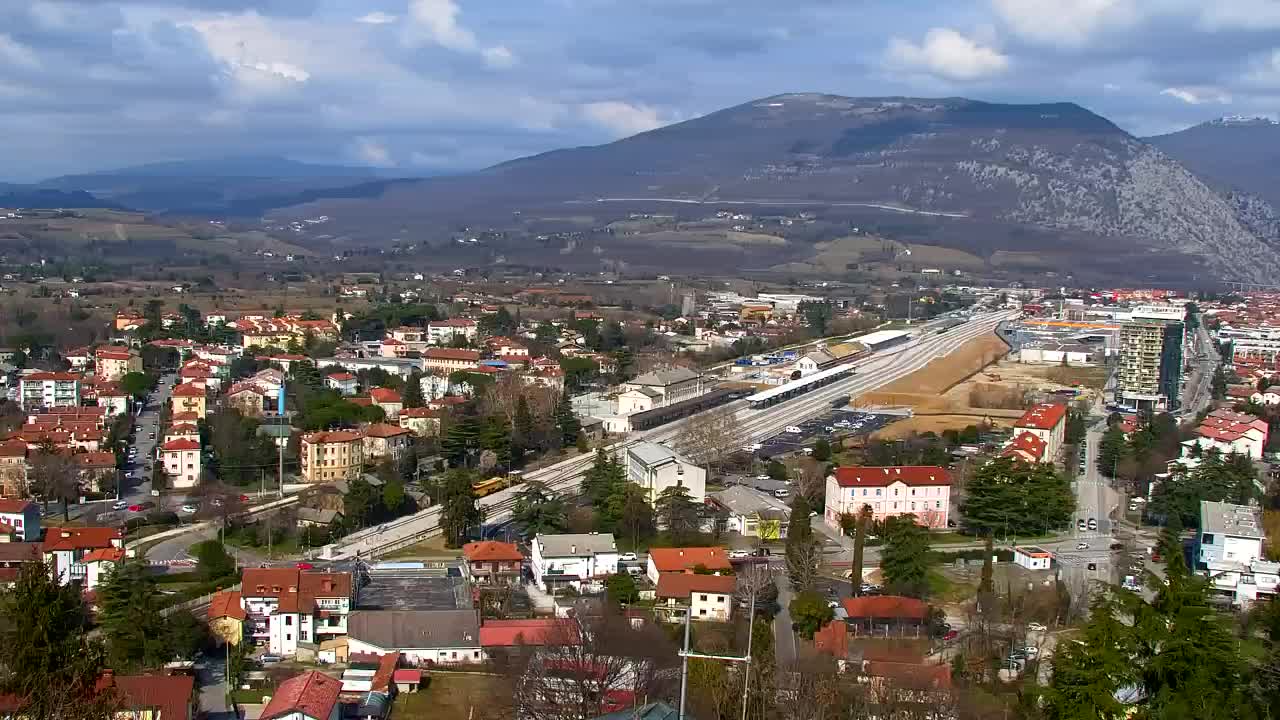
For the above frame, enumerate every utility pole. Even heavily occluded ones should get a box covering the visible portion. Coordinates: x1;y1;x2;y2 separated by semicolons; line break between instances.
740;586;757;720
678;610;691;720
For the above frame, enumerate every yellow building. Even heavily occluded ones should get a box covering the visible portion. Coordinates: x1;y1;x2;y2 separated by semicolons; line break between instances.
208;590;245;646
169;382;208;420
300;430;365;483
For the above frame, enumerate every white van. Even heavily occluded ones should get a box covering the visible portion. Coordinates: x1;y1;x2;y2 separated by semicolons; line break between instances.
773;488;790;499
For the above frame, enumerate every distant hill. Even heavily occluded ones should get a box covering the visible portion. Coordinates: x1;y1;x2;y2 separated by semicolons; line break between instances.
1147;117;1280;206
273;94;1280;283
32;155;420;216
0;187;122;210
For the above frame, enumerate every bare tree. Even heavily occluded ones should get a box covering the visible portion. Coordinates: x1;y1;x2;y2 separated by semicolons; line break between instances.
676;405;739;476
509;611;678;720
27;448;79;521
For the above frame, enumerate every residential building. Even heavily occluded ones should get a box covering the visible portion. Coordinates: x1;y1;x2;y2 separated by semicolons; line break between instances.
101;673;197;720
41;526;124;587
0;542;40;585
839;595;929;632
346;609;483;666
165;423;200;444
0;441;27;498
655;573;735;622
1196;500;1278;604
208;589;246;646
422;348;481;373
708;486;790;540
362;423;412;461
19;372;80;410
325;372;358;396
300;431;364;482
646;547;731;585
624;442;706;504
0;499;39;541
1118;314;1184;411
94;347;142;381
259;671;343;720
92;383;129;418
398;407;442;437
823;466;952;531
73;452;118;494
479;618;576;654
794;350;835;376
462;540;525;586
427;318;478;346
530;533;620;593
240;568;353;659
1012;403;1068;461
1001;432;1048;463
160;439;202;489
225;383;267;418
620;367;704;408
169;382;207;420
1182;409;1270;460
369;387;403;419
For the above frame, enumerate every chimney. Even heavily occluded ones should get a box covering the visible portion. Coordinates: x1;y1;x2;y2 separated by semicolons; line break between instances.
570;545;576;554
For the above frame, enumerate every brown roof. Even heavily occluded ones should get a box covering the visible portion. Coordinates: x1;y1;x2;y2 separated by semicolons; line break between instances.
171;411;201;422
260;671;342;720
480;618;577;647
864;661;952;690
0;441;25;458
840;595;928;620
0;499;34;514
462;540;523;562
209;590;246;621
81;547;125;564
73;452;117;469
0;543;41;563
369;387;402;403
363;423;410;439
655;573;736;599
302;430;363;444
648;547;732;573
111;674;194;720
170;383;206;398
162;439;201;452
22;372;80;382
424;348;481;361
831;466;951;488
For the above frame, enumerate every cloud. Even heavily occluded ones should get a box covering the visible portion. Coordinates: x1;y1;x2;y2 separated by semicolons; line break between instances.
482;45;517;69
885;28;1010;81
353;136;395;166
990;0;1141;47
0;33;41;69
356;11;398;25
404;0;516;67
1160;86;1231;105
580;101;668;136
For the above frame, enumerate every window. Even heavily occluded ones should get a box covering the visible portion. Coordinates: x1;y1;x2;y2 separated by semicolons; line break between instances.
285;616;293;626
451;652;457;659
910;502;916;511
936;501;942;509
301;631;308;641
875;489;882;496
700;595;708;602
911;488;916;496
286;633;291;641
1202;533;1215;545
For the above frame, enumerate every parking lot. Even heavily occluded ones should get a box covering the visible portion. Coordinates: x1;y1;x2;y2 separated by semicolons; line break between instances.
754;411;899;458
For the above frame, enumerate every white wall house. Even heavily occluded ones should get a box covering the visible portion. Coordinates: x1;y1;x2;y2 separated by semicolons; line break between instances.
345;609;483;666
530;533;619;593
160;439;202;489
824;466;952;531
624;442;706;504
1196;500;1278;605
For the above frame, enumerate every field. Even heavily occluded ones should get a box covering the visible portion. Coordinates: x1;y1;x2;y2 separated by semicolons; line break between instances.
858;333;1011;413
394;673;512;720
872;413;1012;440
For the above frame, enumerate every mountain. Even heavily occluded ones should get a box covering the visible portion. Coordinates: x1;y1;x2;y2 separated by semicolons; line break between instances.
273;94;1280;283
1147;117;1280;207
0;185;123;210
33;156;415;216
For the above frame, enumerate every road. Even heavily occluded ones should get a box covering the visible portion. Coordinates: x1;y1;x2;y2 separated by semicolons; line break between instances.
324;309;1017;559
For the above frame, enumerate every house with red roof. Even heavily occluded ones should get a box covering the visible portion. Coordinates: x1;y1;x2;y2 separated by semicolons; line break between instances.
1012;403;1068;461
840;595;929;632
41;526;124;588
240;568;354;659
74;451;118;495
0;441;25;498
208;589;246;647
398;407;442;437
169;381;207;420
259;670;342;720
427;318;478;346
422;348;481;373
18;371;80;410
160;439;202;489
324;372;358;396
1001;432;1048;464
368;387;403;420
225;382;267;418
479;618;577;649
824;466;951;531
461;541;524;586
0;542;42;586
82;546;126;589
0;499;38;541
655;573;736;622
645;547;731;585
100;671;197;720
94;346;142;382
362;423;412;460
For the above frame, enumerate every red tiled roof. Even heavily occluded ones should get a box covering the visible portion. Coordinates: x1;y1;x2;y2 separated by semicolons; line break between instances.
864;661;952;690
303;430;363;444
431;318;477;328
268;354;308;361
648;547;731;573
80;547;125;564
1002;432;1047;462
171;411;200;422
831;466;951;488
41;526;122;552
209;590;246;620
655;573;736;599
369;388;402;403
326;372;355;381
399;407;440;419
22;372;79;382
0;499;33;514
260;671;342;720
391;669;422;684
424;348;481;361
463;540;523;562
1015;403;1068;431
162;439;201;452
0;441;25;458
111;674;194;720
480;618;578;647
95;348;134;360
170;383;205;397
73;452;117;469
363;423;410;438
814;621;849;658
840;595;928;620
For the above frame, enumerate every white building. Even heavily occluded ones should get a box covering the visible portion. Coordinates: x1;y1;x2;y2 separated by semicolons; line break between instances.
624;442;706;504
19;372;80;410
1013;546;1052;571
241;569;353;658
0;499;39;541
824;466;952;531
1196;500;1278;605
530;533;619;593
346;609;483;666
40;526;124;588
1012;403;1068;461
160;439;202;489
427;319;478;346
619;367;704;408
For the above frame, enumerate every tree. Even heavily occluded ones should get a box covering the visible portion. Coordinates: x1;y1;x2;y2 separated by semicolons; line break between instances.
97;559;172;671
0;562;117;720
880;515;932;598
1065;408;1087;445
382;478;406;514
439;469;485;547
797;300;834;336
27;446;78;521
611;484;655;548
1211;365;1228;400
1150;449;1259;529
850;504;872;593
582;449;624;507
789;591;834;639
119;371;153;399
1097;424;1128;478
961;457;1074;537
192;539;236;581
812;437;832;462
513;482;569;538
555;393;581;448
676;406;738;475
604;573;639;606
655;484;701;544
785;495;819;592
164;609;209;660
766;460;788;482
403;371;424;408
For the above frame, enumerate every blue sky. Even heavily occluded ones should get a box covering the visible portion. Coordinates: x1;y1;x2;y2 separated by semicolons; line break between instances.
2;0;1278;180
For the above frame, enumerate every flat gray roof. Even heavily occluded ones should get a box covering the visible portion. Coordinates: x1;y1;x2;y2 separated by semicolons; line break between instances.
710;485;790;516
1200;500;1263;539
536;533;616;557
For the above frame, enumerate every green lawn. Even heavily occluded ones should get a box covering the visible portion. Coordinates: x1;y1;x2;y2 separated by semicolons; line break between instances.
230;687;275;705
927;532;977;544
394;673;511;720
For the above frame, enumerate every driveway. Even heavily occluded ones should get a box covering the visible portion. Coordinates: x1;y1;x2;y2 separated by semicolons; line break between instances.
773;570;799;670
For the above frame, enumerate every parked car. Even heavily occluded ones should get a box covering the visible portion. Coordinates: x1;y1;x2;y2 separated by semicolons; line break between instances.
295;562;314;570
620;552;638;562
1077;519;1087;531
1087;518;1098;531
112;500;129;511
180;504;198;514
784;426;802;434
260;654;283;664
1075;542;1090;550
942;630;959;642
1027;622;1047;632
773;488;789;498
728;549;750;559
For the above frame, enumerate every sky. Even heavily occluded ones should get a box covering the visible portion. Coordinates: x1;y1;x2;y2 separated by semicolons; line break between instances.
2;0;1279;180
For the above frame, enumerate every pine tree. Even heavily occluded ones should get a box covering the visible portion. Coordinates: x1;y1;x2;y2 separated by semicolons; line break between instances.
880;515;932;598
1097;425;1128;477
555;393;581;448
850;504;871;593
402;371;424;408
439;469;485;547
655;484;701;544
785;495;819;592
96;559;172;671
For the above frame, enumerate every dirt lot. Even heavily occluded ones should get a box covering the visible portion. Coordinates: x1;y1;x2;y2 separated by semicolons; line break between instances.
858;333;1011;415
873;413;1013;440
395;672;513;720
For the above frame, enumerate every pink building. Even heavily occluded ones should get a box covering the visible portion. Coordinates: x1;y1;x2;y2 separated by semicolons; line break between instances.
824;466;952;531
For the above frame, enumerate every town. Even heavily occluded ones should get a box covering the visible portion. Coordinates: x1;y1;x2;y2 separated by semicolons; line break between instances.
0;265;1274;720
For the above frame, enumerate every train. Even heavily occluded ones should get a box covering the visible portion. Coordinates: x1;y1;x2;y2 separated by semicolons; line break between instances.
472;470;525;498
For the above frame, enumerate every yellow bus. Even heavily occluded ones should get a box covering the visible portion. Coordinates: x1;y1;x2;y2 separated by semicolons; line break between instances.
472;476;507;497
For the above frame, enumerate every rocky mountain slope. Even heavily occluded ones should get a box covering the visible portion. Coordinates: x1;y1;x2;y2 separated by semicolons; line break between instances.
1147;117;1280;207
277;94;1280;282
